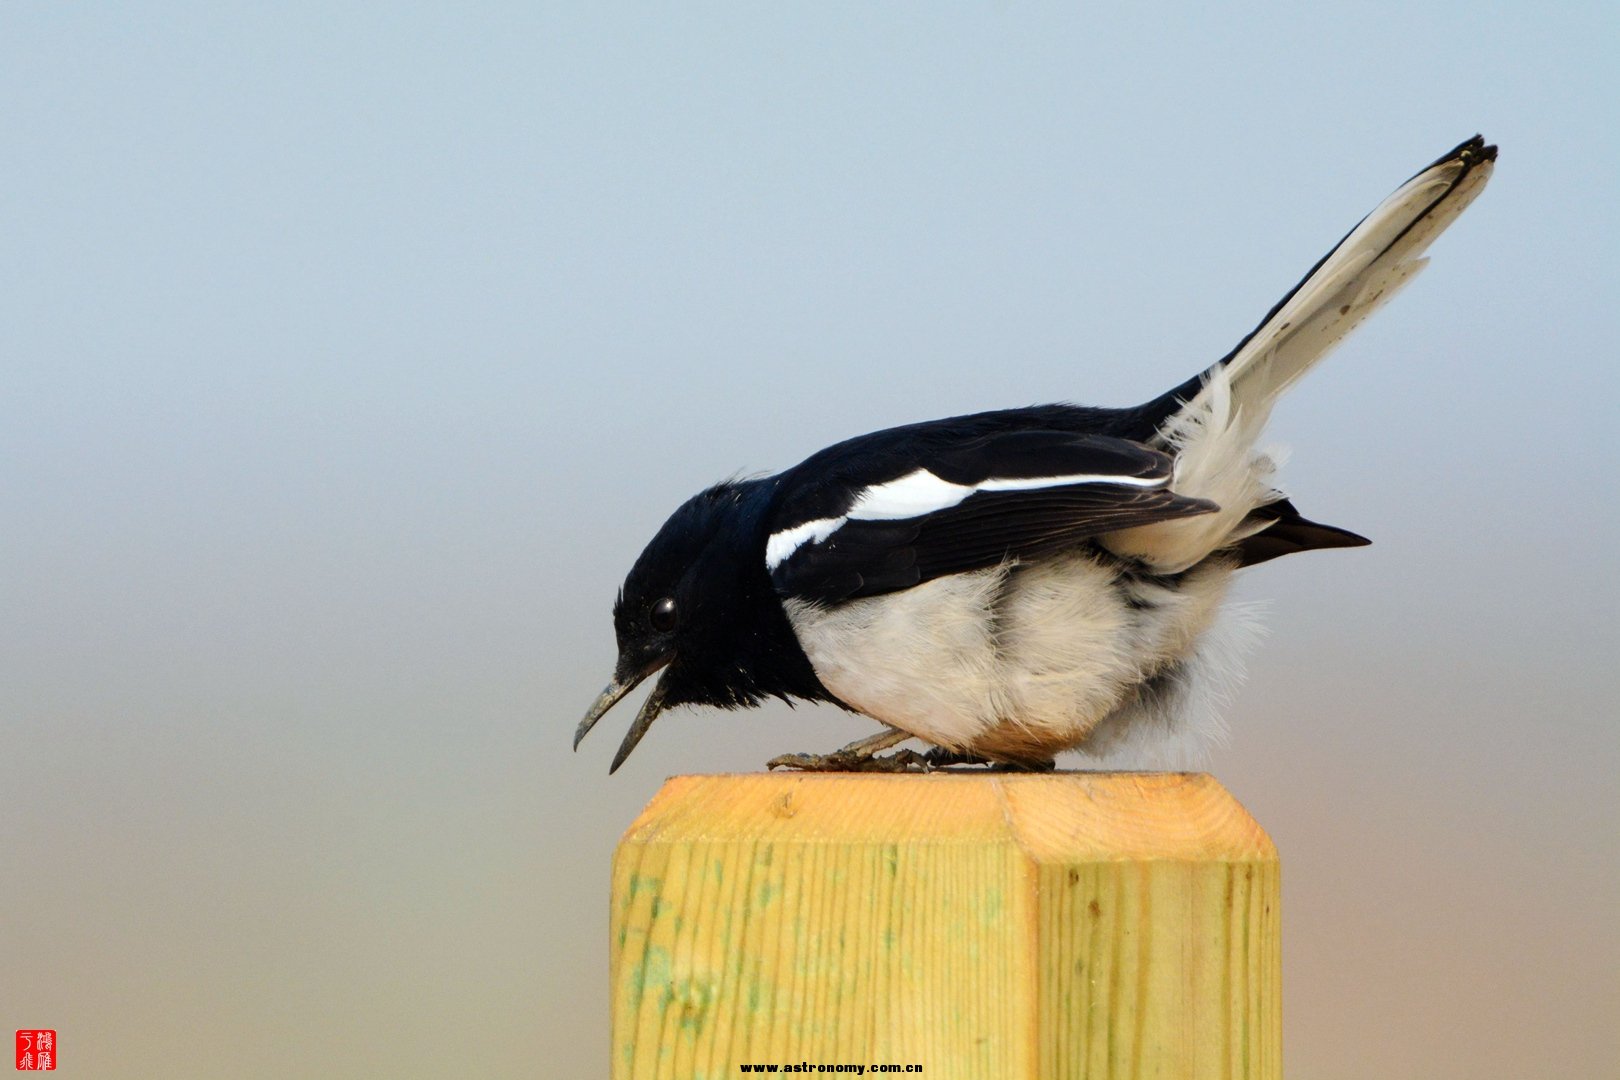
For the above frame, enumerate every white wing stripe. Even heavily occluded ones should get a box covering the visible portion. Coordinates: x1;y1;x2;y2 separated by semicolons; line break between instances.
765;468;1166;570
847;468;969;520
765;516;846;570
976;471;1165;493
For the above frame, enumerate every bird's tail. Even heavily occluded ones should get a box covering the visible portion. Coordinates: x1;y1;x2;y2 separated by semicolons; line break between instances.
1173;135;1495;430
1107;136;1496;572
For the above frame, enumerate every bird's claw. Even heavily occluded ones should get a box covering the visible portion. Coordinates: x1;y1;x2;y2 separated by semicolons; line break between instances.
767;747;932;773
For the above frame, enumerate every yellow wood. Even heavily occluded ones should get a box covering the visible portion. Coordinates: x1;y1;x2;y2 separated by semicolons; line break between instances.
609;772;1279;1079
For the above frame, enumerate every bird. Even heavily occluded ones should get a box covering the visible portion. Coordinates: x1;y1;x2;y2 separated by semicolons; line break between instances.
574;135;1496;775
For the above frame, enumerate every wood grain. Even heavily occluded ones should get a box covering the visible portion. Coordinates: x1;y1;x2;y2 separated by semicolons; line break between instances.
609;772;1279;1079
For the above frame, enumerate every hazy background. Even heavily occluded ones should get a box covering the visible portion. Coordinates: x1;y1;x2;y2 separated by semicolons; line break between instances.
4;4;1616;1077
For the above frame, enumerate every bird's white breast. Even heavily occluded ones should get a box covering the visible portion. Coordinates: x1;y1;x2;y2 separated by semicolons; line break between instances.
784;551;1236;761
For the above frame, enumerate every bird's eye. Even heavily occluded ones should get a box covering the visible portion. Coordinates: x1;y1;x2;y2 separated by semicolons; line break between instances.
649;597;678;633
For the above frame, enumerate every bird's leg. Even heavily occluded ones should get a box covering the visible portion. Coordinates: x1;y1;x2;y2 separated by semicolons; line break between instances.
767;727;929;773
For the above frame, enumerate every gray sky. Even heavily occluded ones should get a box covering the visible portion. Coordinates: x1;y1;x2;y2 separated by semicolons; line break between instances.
4;4;1617;1077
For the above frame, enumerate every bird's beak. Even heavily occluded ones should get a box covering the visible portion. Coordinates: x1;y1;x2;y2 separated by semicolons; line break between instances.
574;653;673;773
607;675;670;775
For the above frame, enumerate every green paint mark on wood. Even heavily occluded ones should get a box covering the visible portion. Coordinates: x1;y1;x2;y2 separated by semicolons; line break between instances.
628;945;672;1010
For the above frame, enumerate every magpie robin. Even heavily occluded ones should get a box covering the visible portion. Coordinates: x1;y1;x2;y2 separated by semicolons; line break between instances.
575;136;1496;775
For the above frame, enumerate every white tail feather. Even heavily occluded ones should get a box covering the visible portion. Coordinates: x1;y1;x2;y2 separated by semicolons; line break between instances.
1206;149;1490;423
1103;140;1494;572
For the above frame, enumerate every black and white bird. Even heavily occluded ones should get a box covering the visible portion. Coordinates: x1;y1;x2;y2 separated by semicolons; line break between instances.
575;135;1496;774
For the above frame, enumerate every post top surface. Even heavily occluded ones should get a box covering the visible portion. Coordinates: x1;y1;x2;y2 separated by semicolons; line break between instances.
620;771;1274;862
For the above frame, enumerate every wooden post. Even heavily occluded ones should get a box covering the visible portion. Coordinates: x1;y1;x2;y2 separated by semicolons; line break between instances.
609;772;1279;1079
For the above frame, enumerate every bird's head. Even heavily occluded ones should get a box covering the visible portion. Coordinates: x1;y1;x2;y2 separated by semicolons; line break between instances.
574;478;822;773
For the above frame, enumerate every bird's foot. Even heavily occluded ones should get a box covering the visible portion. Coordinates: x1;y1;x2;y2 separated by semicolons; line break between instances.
767;726;930;773
765;728;1058;774
767;747;931;773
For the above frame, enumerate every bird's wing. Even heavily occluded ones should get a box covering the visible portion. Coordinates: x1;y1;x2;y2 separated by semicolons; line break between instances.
767;429;1218;602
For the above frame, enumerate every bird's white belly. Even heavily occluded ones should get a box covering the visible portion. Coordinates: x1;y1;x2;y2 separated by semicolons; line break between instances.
784;551;1234;760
